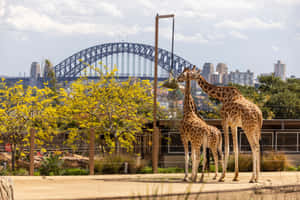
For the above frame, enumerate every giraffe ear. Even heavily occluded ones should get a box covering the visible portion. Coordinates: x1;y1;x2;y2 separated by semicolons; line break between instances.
192;65;196;70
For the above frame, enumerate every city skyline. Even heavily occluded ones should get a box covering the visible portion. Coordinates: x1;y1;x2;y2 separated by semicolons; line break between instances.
0;0;300;77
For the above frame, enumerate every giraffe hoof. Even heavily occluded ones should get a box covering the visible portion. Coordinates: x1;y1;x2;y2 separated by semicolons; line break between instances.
212;177;217;180
199;177;204;183
183;177;190;182
232;178;239;182
218;178;225;182
249;179;255;183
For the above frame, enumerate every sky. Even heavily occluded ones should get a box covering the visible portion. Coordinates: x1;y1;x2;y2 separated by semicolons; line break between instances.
0;0;300;77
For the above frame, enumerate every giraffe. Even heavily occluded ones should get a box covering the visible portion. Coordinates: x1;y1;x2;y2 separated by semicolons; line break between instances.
177;68;225;182
186;67;263;183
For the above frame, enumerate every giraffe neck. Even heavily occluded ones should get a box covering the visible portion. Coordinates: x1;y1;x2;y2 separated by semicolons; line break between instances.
179;84;197;113
197;76;230;102
183;79;196;116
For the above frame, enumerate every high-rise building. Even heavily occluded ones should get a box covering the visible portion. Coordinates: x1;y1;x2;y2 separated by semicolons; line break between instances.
274;60;286;80
216;63;228;74
210;72;222;85
201;63;214;82
216;63;228;85
30;62;41;87
30;62;41;80
228;69;254;86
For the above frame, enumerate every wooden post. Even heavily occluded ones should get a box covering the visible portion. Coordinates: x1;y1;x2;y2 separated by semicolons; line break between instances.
89;128;95;175
152;13;174;173
152;14;159;173
29;128;35;176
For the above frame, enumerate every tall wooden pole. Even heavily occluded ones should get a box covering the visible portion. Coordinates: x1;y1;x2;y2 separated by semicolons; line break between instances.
152;14;175;173
89;128;95;175
29;128;35;176
152;14;159;173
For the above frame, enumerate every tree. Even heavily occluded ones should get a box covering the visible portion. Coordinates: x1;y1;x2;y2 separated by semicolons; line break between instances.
0;80;27;170
59;64;153;153
44;59;57;92
0;79;58;171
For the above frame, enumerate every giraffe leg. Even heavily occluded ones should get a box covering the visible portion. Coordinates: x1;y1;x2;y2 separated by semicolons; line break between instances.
191;145;199;182
183;140;190;181
247;137;257;183
218;135;226;182
232;126;239;181
200;144;207;183
254;136;260;182
211;148;218;180
222;122;229;181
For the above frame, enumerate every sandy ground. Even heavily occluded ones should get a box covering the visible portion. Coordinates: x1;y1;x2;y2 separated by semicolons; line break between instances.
9;172;300;200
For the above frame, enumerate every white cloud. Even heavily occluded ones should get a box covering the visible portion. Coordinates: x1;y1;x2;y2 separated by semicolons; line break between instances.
272;45;279;51
184;0;256;11
5;6;137;35
275;0;300;5
206;32;226;40
177;10;216;20
136;0;155;9
27;0;123;18
229;31;248;40
174;33;209;44
215;18;283;30
0;0;5;17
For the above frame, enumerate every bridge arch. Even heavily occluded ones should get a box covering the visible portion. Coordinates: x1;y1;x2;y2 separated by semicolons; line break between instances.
54;42;194;78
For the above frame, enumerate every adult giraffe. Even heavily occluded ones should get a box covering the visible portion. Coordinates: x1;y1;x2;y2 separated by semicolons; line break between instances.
186;67;263;183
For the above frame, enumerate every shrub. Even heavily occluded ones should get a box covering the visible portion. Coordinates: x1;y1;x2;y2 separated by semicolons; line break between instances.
209;164;223;173
39;154;64;175
286;166;297;171
13;168;28;176
262;152;289;171
137;167;184;174
95;154;143;174
63;168;89;175
34;171;40;176
227;154;252;172
137;166;152;174
0;169;10;176
158;167;184;173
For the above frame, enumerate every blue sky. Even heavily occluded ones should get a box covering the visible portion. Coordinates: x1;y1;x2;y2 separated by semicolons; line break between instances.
0;0;299;77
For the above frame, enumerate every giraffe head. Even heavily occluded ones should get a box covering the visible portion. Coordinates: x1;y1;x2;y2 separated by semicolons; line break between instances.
177;66;201;82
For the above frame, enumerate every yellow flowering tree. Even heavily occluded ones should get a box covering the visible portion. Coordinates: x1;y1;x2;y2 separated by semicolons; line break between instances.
59;65;153;153
0;79;58;170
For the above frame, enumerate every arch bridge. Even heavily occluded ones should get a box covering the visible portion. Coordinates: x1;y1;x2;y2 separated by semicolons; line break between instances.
53;42;194;81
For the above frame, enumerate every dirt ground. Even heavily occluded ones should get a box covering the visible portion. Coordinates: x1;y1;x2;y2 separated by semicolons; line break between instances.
10;172;300;200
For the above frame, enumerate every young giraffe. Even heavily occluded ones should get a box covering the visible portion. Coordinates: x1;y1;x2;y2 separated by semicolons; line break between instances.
177;68;225;182
187;67;263;183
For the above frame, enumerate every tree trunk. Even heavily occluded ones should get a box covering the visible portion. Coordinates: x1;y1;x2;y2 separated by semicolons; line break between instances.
0;177;14;200
29;128;35;176
89;128;95;175
11;144;16;172
114;135;120;154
